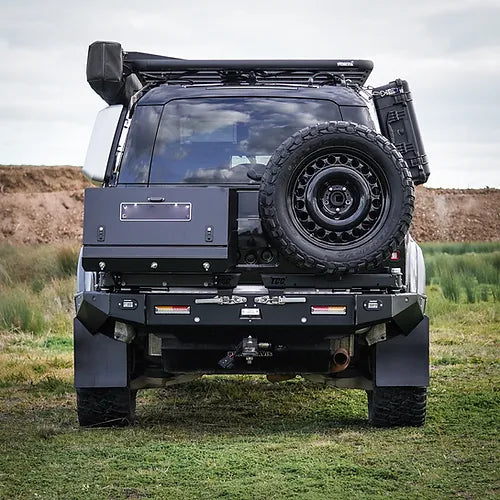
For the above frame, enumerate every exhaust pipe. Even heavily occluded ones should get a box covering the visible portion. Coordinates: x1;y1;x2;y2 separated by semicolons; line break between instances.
331;348;350;373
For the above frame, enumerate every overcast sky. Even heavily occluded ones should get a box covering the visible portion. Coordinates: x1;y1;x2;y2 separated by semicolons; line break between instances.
0;0;498;188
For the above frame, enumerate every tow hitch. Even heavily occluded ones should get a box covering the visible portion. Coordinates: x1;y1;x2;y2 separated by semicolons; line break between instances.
218;336;273;368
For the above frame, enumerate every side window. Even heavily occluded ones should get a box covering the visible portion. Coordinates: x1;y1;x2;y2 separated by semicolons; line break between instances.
118;106;162;184
341;106;375;129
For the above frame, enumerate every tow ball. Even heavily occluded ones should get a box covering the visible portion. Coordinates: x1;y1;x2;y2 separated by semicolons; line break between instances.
218;336;272;369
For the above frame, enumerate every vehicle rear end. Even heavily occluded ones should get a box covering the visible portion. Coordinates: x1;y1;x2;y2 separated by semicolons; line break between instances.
75;41;430;427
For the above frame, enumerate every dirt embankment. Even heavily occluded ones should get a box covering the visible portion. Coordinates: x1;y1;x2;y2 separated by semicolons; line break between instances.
0;166;92;244
0;166;498;245
412;187;499;242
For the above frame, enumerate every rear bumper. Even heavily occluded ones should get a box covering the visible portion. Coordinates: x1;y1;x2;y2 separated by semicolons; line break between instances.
75;290;426;336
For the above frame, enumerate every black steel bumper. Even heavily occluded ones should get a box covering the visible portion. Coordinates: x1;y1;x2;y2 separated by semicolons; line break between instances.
75;290;426;336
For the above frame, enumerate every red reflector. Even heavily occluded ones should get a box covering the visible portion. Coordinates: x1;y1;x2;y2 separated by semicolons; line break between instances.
154;305;191;315
390;250;401;261
311;305;347;316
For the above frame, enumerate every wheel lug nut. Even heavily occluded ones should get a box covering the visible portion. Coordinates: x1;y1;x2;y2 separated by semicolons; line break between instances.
336;208;340;212
329;187;333;191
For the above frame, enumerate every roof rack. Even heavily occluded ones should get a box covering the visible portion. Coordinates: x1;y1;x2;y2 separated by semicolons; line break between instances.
124;52;373;87
87;41;373;105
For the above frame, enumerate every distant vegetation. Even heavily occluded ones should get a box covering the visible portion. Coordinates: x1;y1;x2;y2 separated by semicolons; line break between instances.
0;244;77;335
0;242;498;335
420;241;500;255
422;242;500;304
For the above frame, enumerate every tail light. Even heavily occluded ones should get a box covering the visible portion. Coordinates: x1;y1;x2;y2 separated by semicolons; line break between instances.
390;250;401;261
310;305;347;316
154;305;191;315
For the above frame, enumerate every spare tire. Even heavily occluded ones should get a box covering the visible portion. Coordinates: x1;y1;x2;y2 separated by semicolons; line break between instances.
259;121;414;273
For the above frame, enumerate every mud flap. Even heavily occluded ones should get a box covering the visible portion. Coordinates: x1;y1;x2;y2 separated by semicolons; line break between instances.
375;316;429;387
74;318;128;388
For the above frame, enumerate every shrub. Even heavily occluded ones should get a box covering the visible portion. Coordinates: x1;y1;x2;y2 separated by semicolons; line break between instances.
423;244;500;304
439;272;461;302
0;288;46;334
461;275;477;303
56;247;79;277
0;244;79;287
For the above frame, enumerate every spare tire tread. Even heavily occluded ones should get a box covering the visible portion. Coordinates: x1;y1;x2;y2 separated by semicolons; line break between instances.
259;121;414;273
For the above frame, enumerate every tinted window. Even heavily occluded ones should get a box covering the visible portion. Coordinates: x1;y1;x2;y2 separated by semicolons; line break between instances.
119;106;161;184
150;98;339;184
341;106;375;128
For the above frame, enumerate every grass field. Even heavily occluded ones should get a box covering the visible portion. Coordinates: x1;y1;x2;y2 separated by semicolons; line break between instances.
0;243;499;499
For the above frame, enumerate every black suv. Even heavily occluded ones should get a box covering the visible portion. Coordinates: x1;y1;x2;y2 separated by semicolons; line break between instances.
75;41;430;427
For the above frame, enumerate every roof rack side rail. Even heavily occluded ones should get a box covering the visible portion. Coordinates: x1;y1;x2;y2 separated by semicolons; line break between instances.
124;57;374;74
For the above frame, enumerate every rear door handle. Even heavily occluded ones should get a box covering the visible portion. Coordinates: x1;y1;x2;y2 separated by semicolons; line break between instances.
147;197;165;202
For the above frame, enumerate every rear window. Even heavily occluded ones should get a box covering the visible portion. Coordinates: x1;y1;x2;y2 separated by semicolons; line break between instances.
119;97;340;184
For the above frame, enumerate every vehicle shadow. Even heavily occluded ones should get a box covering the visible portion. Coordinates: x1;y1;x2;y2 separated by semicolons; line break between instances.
136;376;369;435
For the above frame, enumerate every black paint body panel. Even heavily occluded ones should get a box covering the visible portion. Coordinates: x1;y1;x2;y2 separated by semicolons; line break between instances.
83;186;231;246
82;186;236;272
146;294;355;327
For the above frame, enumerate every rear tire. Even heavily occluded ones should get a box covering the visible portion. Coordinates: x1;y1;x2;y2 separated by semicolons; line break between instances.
367;386;426;427
76;387;137;427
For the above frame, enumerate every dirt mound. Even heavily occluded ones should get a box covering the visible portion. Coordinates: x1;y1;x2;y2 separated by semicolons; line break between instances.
0;165;93;194
0;166;498;245
1;190;84;244
412;187;500;242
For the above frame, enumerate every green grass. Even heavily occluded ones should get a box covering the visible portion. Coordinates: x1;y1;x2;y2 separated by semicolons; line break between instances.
0;244;76;335
0;287;46;333
0;353;498;499
0;242;499;498
0;243;78;286
423;242;500;303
